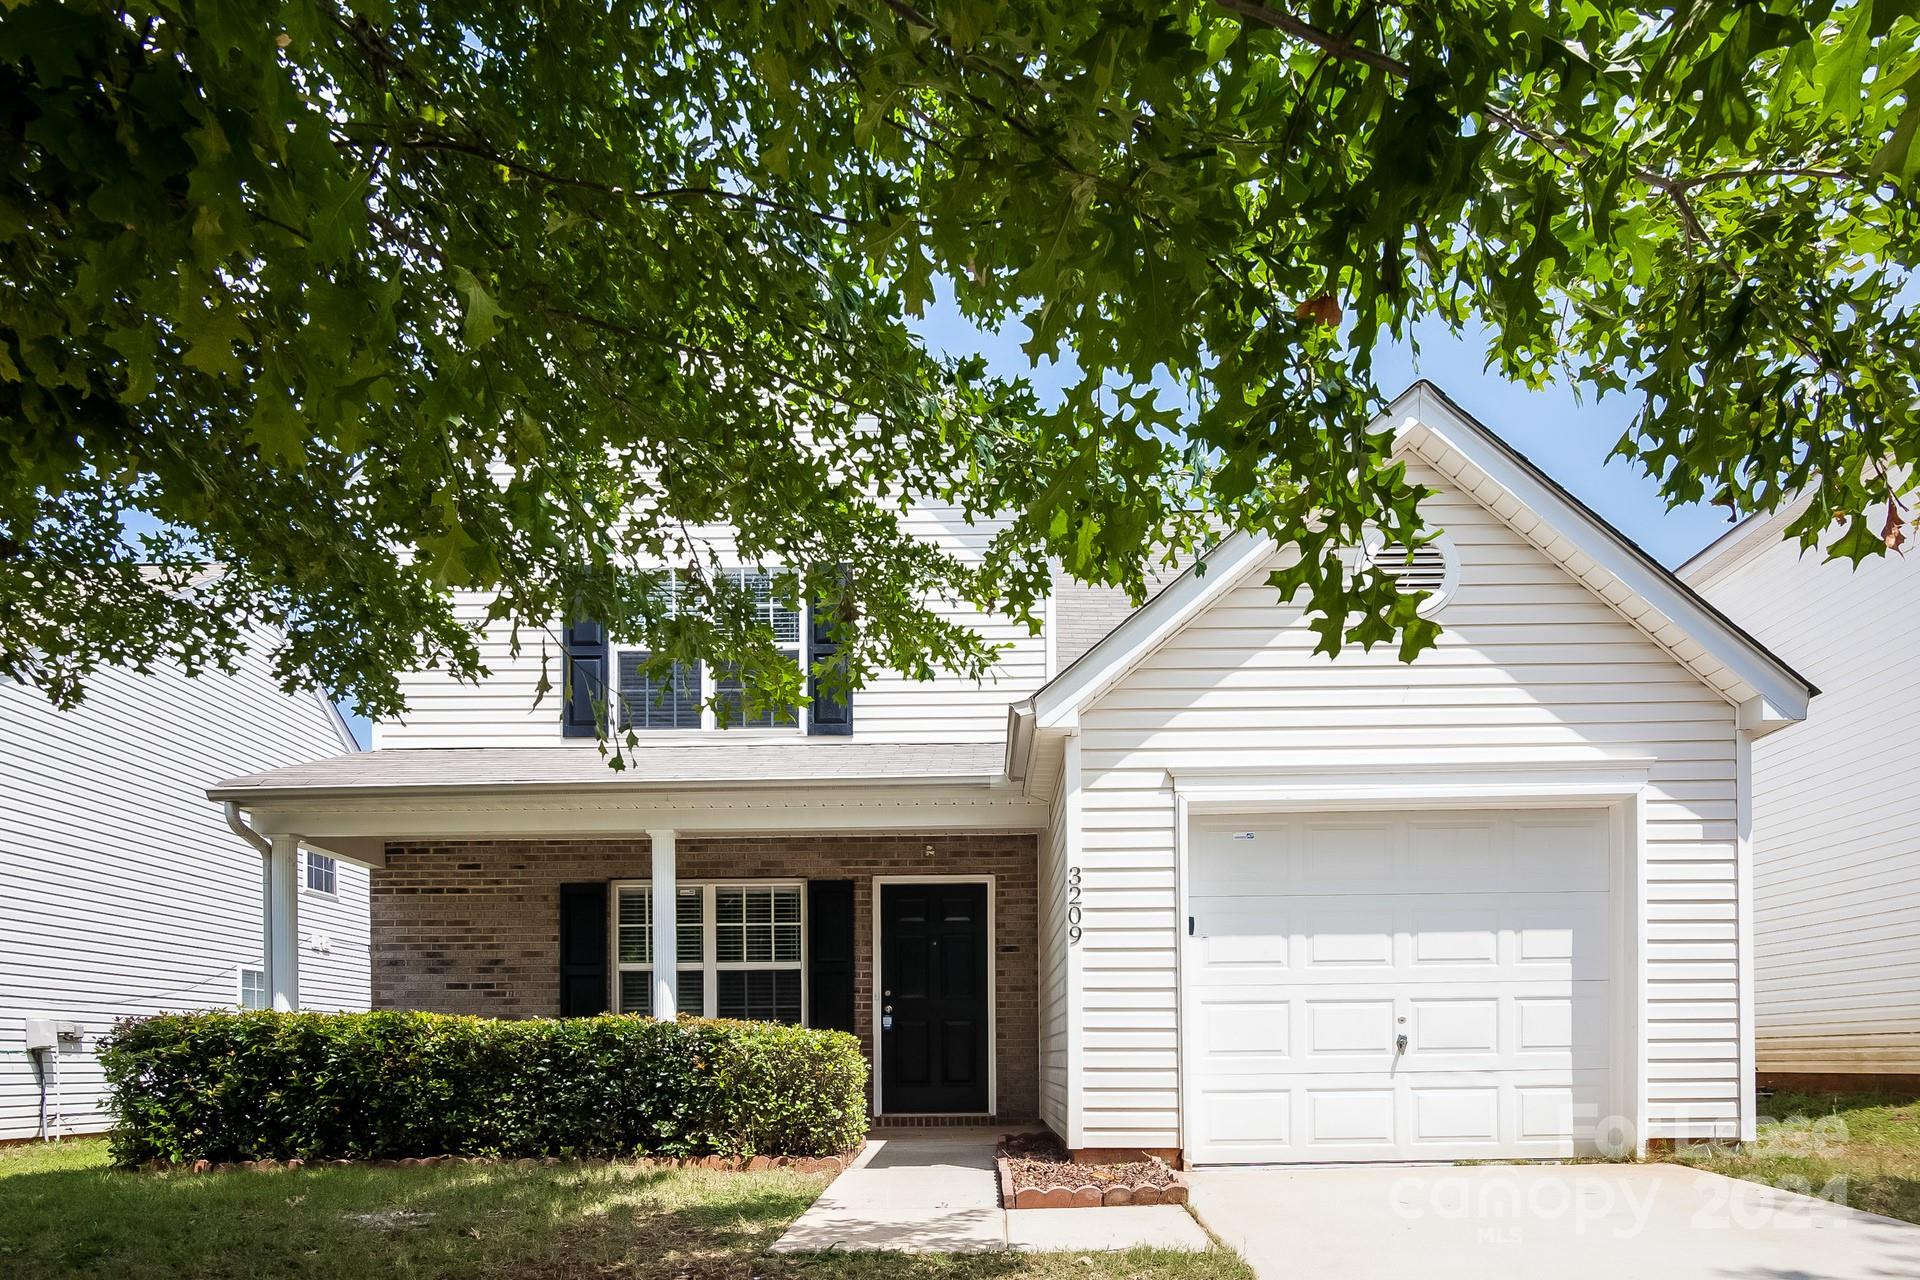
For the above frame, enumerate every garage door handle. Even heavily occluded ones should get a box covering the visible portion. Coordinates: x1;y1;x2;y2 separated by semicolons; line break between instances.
1395;1033;1408;1055
1188;916;1195;936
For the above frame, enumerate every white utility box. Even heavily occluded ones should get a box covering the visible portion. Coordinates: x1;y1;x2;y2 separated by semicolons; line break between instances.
23;1018;84;1052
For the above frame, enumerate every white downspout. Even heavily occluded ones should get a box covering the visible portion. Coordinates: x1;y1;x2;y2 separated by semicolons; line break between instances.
225;802;299;1011
224;801;270;855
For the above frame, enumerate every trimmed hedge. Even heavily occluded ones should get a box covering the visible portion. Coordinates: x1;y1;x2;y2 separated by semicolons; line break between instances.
99;1010;869;1167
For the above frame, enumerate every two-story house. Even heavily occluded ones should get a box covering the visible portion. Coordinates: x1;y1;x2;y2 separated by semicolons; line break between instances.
2;631;370;1142
210;383;1814;1164
1683;495;1920;1088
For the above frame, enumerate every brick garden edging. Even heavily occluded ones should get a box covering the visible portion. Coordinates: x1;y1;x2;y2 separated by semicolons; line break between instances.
994;1142;1189;1210
152;1149;863;1176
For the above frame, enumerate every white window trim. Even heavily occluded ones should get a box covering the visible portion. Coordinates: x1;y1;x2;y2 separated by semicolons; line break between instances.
610;568;810;737
302;850;339;899
236;965;267;1010
608;880;809;1022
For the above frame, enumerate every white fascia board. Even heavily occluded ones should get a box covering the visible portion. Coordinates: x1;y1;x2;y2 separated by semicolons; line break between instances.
1005;701;1036;782
1677;492;1816;591
311;688;365;754
233;783;1050;842
1400;384;1814;722
1028;529;1275;732
208;771;1013;804
1737;694;1801;737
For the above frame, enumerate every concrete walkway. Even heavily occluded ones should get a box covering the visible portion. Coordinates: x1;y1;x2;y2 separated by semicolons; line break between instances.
1187;1161;1920;1280
771;1129;1212;1254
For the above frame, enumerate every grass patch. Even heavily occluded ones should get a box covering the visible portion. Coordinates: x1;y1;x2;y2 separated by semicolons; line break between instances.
0;1139;1249;1280
1667;1088;1920;1225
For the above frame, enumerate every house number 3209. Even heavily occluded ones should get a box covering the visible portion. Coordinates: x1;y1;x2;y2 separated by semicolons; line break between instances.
1066;866;1083;944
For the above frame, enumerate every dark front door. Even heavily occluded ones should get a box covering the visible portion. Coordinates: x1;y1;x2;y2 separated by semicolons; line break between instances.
880;881;990;1113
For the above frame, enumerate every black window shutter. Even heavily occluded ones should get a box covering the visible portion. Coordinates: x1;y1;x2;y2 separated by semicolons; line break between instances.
806;879;857;1033
562;617;607;738
807;567;853;736
558;882;609;1016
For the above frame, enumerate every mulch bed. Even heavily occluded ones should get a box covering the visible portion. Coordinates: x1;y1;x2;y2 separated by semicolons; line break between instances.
996;1131;1187;1210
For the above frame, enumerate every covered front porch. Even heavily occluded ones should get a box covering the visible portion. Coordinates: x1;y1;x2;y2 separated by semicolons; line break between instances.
209;742;1049;1123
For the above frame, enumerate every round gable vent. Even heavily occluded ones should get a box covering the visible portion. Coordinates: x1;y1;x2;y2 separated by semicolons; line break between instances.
1366;532;1458;615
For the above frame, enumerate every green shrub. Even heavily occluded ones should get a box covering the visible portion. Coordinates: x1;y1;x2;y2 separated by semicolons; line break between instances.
98;1011;869;1167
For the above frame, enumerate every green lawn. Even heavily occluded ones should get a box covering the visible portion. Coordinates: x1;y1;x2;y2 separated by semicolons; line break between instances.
1668;1089;1920;1225
0;1139;1250;1280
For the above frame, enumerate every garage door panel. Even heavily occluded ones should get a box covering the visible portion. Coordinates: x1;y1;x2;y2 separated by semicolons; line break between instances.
1294;821;1397;888
1509;816;1612;892
1409;996;1499;1053
1408;1086;1500;1144
1306;1087;1397;1144
1199;1088;1293;1155
1192;894;1609;985
1304;907;1396;968
1305;999;1396;1057
1187;810;1615;1164
1199;998;1289;1069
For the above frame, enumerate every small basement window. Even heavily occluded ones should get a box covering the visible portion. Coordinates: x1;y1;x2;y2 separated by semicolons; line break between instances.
238;966;266;1010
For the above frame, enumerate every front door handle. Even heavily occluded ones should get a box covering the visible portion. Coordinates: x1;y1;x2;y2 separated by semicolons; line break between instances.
1395;1033;1408;1055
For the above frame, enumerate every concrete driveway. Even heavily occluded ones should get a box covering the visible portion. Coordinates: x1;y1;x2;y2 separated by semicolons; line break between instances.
1186;1162;1920;1280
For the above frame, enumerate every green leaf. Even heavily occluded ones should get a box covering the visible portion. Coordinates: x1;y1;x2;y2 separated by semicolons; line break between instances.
452;266;511;347
1872;70;1920;181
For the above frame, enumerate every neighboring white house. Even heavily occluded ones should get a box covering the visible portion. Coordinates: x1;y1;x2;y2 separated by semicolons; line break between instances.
209;382;1814;1163
1;640;369;1141
1683;498;1917;1084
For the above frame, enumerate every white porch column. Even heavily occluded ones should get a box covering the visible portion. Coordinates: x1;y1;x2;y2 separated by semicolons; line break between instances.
265;833;301;1011
649;828;677;1018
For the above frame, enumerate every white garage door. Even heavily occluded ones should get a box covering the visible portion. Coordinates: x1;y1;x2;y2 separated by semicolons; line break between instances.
1185;809;1613;1164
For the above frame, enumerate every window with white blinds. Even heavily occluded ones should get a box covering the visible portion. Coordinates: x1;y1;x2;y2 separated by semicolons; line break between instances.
611;882;805;1024
609;568;803;731
616;651;701;730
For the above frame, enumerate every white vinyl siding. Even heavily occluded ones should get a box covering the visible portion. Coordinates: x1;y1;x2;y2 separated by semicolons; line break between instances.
1036;754;1076;1136
0;641;370;1140
1690;525;1920;1074
374;502;1046;748
1071;461;1742;1150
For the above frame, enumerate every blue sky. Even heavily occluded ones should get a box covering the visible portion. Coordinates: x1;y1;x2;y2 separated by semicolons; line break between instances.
331;304;1730;749
910;291;1732;569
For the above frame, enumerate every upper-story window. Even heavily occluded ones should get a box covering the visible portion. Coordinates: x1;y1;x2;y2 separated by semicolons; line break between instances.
613;569;803;732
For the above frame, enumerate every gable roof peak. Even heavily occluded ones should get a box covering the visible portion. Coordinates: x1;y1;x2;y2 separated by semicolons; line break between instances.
1008;382;1815;780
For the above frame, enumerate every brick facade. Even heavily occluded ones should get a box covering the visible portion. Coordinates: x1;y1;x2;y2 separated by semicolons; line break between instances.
371;832;1040;1121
